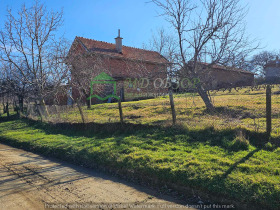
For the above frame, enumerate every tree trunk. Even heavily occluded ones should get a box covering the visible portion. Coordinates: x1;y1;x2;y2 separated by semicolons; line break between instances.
182;63;215;112
37;97;49;120
77;101;86;124
35;101;44;121
86;95;91;109
37;87;49;118
6;102;9;119
70;95;86;124
13;100;19;116
3;98;6;113
18;95;24;112
196;85;214;112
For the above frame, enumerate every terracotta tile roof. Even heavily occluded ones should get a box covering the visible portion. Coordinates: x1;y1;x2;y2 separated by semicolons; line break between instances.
198;62;254;75
75;36;168;64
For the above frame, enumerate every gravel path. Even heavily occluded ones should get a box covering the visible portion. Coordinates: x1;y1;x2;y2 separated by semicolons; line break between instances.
0;143;196;210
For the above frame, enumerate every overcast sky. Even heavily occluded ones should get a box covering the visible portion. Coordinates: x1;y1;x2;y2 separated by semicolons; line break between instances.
0;0;279;54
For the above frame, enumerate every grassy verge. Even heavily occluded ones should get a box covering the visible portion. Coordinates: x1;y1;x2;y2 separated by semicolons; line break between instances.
0;116;279;209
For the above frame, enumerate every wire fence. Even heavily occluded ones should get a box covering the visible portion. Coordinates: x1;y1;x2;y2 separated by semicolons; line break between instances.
20;84;280;137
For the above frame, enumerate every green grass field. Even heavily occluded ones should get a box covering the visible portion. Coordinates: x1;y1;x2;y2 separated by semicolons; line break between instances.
0;85;279;209
58;85;280;136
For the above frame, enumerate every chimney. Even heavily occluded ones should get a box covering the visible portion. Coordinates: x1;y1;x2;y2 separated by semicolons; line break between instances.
115;29;123;53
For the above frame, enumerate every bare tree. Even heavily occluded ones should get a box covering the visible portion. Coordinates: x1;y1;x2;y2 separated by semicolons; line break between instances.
251;51;278;77
0;62;26;112
146;28;180;80
148;28;177;64
152;0;259;111
0;1;69;117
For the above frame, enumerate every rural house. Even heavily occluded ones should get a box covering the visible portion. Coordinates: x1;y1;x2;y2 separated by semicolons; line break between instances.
67;30;169;104
265;57;280;83
181;62;255;90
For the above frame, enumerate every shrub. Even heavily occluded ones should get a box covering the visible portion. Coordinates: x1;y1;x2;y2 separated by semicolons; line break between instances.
264;142;274;151
231;130;250;151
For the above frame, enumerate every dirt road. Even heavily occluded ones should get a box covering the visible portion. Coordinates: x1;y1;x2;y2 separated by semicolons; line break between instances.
0;143;197;209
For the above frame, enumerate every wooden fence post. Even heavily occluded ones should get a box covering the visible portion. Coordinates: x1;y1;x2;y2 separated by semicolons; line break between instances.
169;89;176;125
118;89;124;124
266;85;272;137
120;87;125;102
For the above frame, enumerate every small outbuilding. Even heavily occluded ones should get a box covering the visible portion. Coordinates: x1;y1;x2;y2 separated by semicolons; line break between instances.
265;57;280;83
